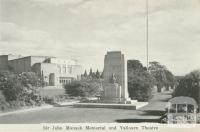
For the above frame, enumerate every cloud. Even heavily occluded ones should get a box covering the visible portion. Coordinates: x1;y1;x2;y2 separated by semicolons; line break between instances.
0;22;67;56
0;22;50;43
32;0;92;6
1;0;200;75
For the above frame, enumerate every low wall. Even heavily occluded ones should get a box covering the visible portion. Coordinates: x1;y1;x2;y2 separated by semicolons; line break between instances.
74;102;148;110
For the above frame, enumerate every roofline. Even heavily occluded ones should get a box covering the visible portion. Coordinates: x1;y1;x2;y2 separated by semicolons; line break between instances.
8;55;55;61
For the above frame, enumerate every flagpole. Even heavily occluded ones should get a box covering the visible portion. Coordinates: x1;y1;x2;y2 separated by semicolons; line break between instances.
146;0;149;71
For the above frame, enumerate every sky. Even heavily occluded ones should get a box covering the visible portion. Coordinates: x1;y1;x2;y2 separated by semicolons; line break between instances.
0;0;200;76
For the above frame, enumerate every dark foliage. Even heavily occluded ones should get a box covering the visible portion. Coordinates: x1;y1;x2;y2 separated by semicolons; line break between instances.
173;70;200;103
64;78;103;97
148;61;176;90
81;68;102;79
0;71;43;110
128;60;156;101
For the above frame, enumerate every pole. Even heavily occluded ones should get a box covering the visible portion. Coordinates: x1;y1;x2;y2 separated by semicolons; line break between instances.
146;0;149;70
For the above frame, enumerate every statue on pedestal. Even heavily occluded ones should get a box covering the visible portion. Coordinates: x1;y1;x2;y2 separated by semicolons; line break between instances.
111;73;117;84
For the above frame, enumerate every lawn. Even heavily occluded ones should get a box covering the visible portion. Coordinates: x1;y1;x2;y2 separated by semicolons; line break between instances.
0;91;172;124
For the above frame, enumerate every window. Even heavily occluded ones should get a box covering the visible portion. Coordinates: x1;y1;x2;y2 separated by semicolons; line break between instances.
177;104;187;113
68;66;72;74
59;77;72;84
63;67;66;74
58;66;61;73
169;104;176;113
187;104;194;113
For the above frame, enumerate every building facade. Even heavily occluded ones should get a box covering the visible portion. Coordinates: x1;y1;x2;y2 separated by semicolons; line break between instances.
0;54;82;87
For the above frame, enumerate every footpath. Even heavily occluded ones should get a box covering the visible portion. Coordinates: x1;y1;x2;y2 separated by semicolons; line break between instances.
0;101;79;117
0;105;53;117
132;91;172;123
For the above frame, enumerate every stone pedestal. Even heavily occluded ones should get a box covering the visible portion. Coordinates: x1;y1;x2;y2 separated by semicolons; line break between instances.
103;83;121;103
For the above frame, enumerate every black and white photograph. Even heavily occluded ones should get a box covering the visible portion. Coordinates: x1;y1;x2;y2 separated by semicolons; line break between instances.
0;0;200;131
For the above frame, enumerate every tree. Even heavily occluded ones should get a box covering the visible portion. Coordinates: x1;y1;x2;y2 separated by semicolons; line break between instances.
148;61;167;71
127;60;146;71
89;68;93;77
128;60;156;101
18;72;43;87
83;70;87;77
0;71;42;105
164;70;176;90
173;70;200;104
95;69;100;79
148;61;175;92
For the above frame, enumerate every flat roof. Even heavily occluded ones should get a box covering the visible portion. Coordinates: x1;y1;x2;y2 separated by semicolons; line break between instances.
8;55;55;61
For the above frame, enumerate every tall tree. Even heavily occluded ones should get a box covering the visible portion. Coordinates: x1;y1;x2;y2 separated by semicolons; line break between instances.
128;60;156;101
83;70;87;77
148;61;175;92
127;60;145;72
89;68;93;77
95;69;100;79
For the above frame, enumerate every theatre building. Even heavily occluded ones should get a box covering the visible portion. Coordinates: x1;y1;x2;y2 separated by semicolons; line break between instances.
0;54;82;87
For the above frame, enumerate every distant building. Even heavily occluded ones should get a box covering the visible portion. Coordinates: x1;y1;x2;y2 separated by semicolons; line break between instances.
0;54;82;86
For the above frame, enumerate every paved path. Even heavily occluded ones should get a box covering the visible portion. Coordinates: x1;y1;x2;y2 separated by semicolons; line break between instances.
139;91;172;111
0;91;172;123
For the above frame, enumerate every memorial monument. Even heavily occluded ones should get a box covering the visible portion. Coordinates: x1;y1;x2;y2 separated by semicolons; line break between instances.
102;51;135;104
75;51;148;109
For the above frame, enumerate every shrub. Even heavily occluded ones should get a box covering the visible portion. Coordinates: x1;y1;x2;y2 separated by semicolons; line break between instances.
0;71;43;108
43;96;55;104
0;91;9;111
173;70;200;104
64;78;103;98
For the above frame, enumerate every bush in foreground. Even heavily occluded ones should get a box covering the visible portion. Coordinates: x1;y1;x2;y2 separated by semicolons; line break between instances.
0;71;43;110
64;78;103;98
